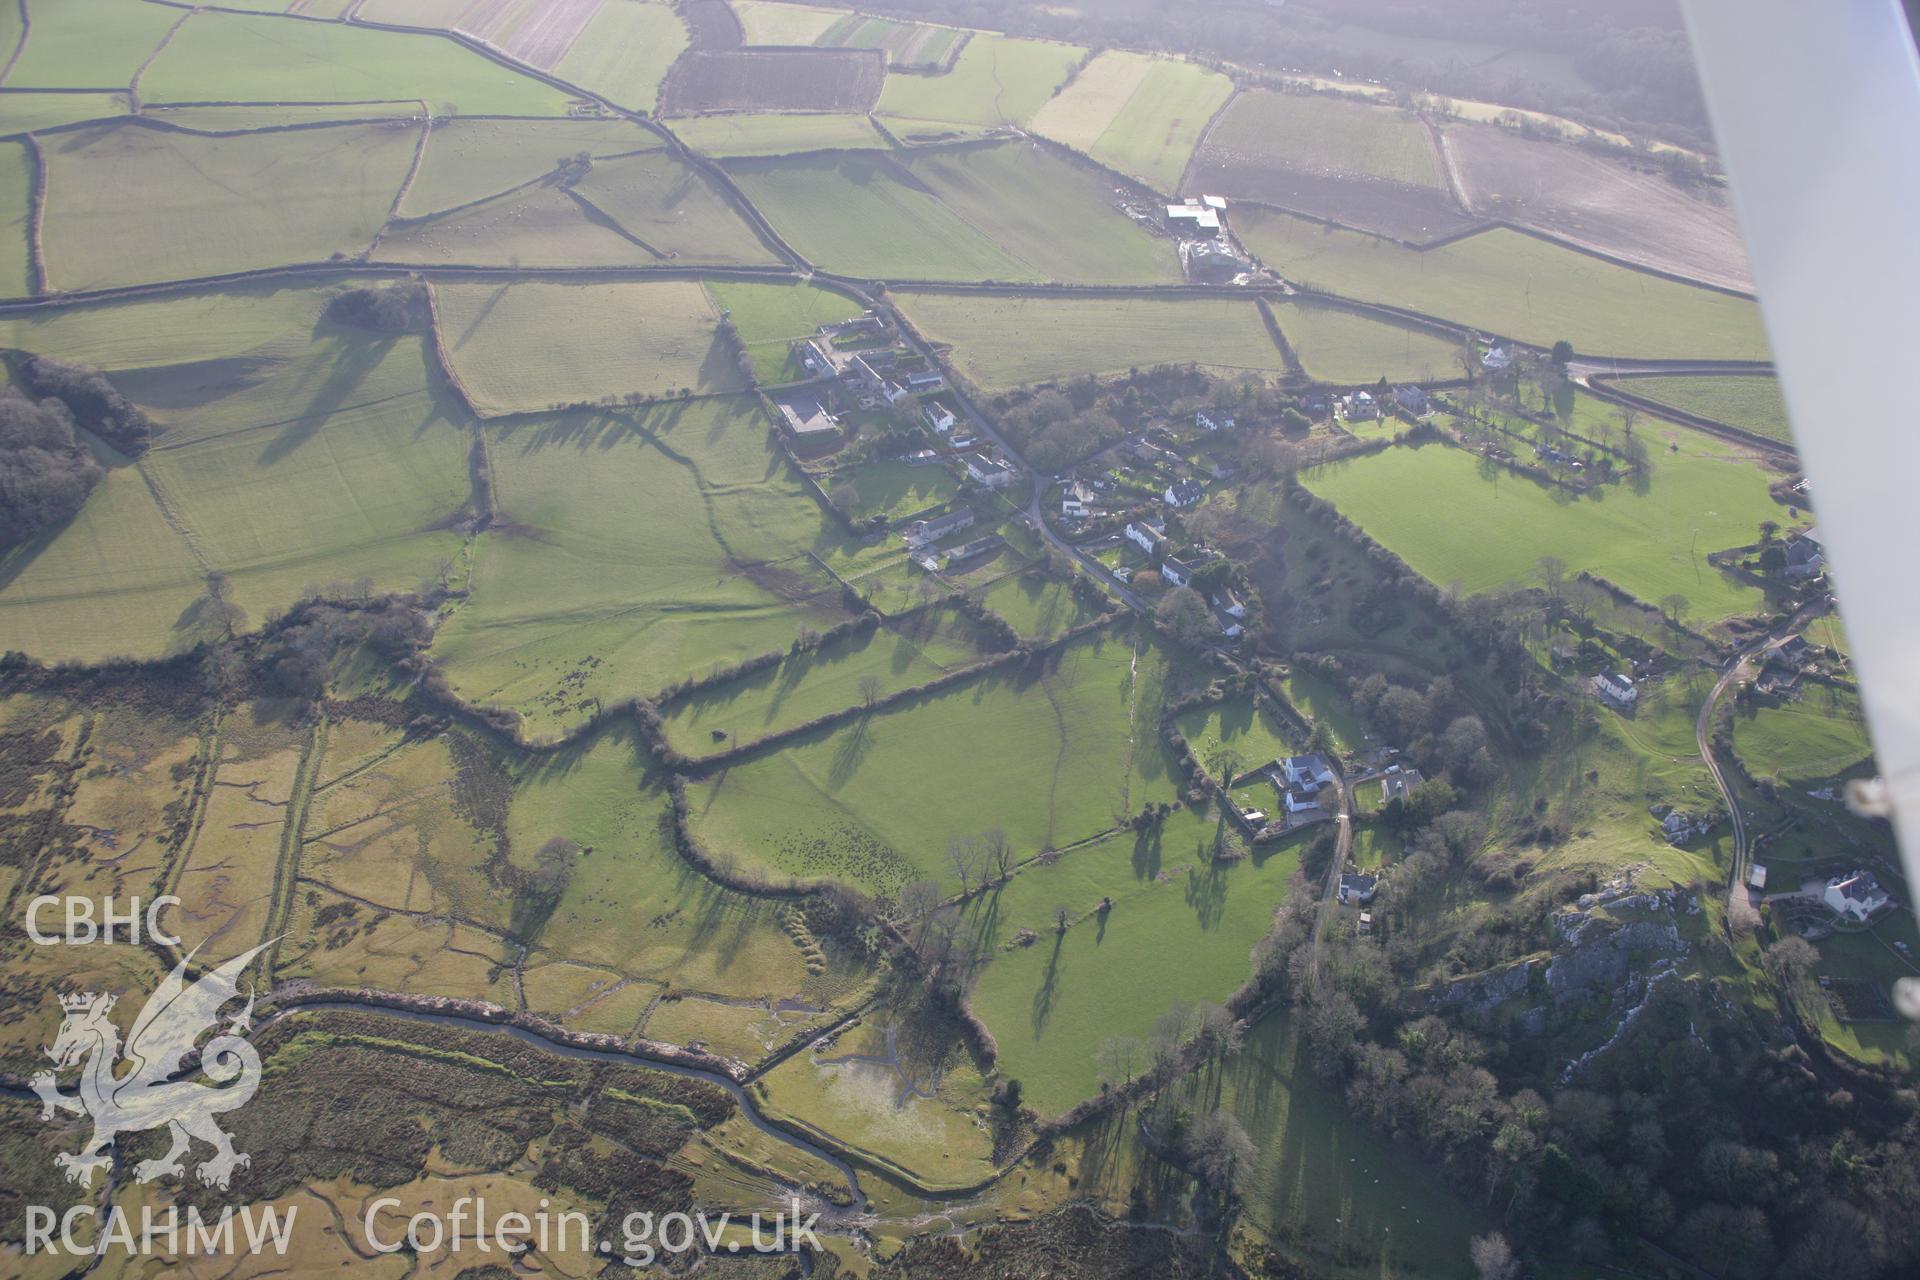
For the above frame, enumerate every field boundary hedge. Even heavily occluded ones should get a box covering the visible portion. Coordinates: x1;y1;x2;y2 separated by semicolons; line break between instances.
1587;372;1794;458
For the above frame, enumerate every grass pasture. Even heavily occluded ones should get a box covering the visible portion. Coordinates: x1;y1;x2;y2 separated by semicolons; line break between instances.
569;149;779;265
0;90;129;134
433;279;739;416
1210;91;1444;188
966;810;1303;1116
1236;210;1771;361
1272;299;1463;384
2;0;178;90
139;10;576;115
1733;685;1875;784
706;276;867;382
829;456;959;522
430;396;856;741
398;117;662;217
728;142;1180;284
549;0;689;112
1612;374;1796;447
660;606;986;756
39;120;417;290
669;112;889;157
1301;432;1792;625
875;34;1082;132
895;292;1286;391
733;1;844;46
1032;51;1233;193
687;625;1188;894
376;183;655;268
0;139;28;295
973;567;1105;641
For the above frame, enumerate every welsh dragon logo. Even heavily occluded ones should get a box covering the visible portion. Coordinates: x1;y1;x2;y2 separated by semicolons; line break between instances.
31;942;268;1190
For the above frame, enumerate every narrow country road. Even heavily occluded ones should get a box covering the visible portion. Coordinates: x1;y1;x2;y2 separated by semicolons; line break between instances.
1307;778;1354;997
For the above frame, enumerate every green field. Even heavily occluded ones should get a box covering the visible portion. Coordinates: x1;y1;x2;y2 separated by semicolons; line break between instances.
141;101;423;130
974;568;1106;640
817;14;966;68
1614;374;1796;446
1236;210;1772;361
706;277;867;383
875;34;1082;131
1032;51;1233;192
1208;90;1444;187
1302;431;1796;624
688;626;1189;893
569;150;779;265
431;396;858;742
139;11;574;115
377;183;655;268
1734;686;1875;783
895;292;1286;390
1273;300;1463;383
550;0;688;112
0;284;473;660
398;117;662;217
967;809;1301;1115
39;120;416;289
1159;1014;1485;1277
3;0;178;90
0;90;128;134
1177;698;1298;777
670;112;890;157
660;607;987;756
733;0;843;45
830;457;960;521
0;138;30;294
433;279;740;416
729;142;1180;284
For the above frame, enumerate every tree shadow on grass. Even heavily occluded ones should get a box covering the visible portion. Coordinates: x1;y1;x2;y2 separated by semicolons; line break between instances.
257;333;397;467
1030;929;1064;1036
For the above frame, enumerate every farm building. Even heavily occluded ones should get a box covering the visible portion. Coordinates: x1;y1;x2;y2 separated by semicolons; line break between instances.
903;507;976;549
1591;672;1638;708
775;395;841;445
1166;201;1222;233
1823;870;1891;922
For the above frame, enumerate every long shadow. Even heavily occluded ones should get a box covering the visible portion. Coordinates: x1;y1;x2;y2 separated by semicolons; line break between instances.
824;710;874;791
258;334;397;466
1029;930;1065;1036
1185;859;1229;932
1131;824;1163;881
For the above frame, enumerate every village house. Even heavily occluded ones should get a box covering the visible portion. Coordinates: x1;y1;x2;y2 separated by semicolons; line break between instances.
795;338;835;377
1591;672;1638;708
1196;410;1236;433
881;380;911;407
1213;601;1244;639
906;368;945;394
834;312;888;341
903;507;975;550
1482;344;1514;371
1061;481;1095;518
1392;385;1430;415
966;454;1014;489
1284;787;1322;816
1774;634;1811;668
1161;555;1198;588
1823;869;1891;922
1338;873;1378;905
1213;589;1245;618
1278;754;1337;790
1784;529;1824;579
1125;518;1167;556
922;400;957;434
948;431;977;450
1379;764;1425;804
1165;478;1205;509
1342;390;1379;421
905;449;941;467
